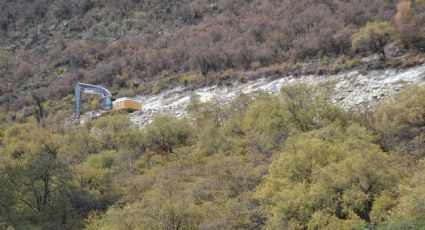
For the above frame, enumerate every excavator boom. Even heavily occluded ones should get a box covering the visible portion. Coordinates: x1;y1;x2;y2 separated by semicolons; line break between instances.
73;82;113;119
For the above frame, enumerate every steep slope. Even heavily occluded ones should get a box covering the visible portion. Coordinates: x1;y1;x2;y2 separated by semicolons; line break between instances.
130;64;425;126
4;0;424;118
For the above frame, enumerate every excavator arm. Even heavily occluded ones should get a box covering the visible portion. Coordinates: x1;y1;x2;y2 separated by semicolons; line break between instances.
73;82;113;119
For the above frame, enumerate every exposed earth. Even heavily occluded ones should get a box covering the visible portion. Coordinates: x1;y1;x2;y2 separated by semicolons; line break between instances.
129;64;425;126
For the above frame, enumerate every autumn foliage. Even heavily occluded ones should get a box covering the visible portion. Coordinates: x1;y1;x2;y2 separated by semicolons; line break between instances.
1;0;424;115
1;85;425;229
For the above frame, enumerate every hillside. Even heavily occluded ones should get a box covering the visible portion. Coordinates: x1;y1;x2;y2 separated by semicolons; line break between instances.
1;0;425;121
128;64;425;126
1;0;425;229
2;84;425;229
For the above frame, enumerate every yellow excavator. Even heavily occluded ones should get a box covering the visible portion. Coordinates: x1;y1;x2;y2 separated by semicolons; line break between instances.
73;82;141;119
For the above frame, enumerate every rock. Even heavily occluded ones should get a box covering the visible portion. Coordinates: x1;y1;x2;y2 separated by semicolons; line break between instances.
130;64;425;127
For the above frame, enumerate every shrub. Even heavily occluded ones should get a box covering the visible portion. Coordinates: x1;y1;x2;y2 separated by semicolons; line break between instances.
351;21;395;60
0;50;9;69
0;0;402;112
242;93;291;154
395;0;425;51
222;68;235;78
143;116;193;154
402;55;423;68
281;84;346;131
258;125;400;229
178;71;202;85
250;61;261;71
337;54;347;65
347;58;360;69
315;65;325;75
323;55;330;65
372;85;425;163
151;80;162;94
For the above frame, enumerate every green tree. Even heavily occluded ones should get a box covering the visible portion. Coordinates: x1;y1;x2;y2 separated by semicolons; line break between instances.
195;119;225;156
242;93;292;154
186;95;226;128
86;190;202;230
87;153;203;230
384;159;425;228
351;21;395;59
0;124;79;229
372;85;425;164
91;113;142;151
257;125;400;229
144;116;193;154
281;84;346;132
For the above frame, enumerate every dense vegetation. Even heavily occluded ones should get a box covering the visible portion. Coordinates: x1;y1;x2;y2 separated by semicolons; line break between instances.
1;0;425;119
1;0;425;229
1;84;425;229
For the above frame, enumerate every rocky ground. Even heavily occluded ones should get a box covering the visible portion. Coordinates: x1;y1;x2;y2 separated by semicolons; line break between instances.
129;64;425;127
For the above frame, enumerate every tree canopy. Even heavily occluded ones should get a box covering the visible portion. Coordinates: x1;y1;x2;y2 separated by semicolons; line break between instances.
1;85;425;229
351;22;395;59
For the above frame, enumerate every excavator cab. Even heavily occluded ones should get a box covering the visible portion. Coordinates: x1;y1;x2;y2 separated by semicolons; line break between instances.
112;97;142;111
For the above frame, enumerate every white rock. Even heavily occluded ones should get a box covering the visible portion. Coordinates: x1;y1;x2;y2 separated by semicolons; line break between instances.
130;64;425;127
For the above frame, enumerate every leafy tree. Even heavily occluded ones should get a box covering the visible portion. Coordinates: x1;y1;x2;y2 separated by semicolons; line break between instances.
281;84;346;132
87;151;204;229
351;21;395;59
257;125;400;229
86;186;202;230
372;85;425;164
242;93;292;154
0;124;79;229
241;85;347;155
186;95;226;127
144;116;193;154
76;150;125;212
195;119;225;156
395;0;425;51
386;159;425;227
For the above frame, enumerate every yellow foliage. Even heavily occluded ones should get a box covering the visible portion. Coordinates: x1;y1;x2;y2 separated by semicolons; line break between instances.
250;61;261;71
347;58;360;69
395;1;412;23
151;80;161;94
178;71;202;85
222;68;235;78
351;21;395;59
258;125;400;229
